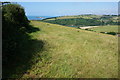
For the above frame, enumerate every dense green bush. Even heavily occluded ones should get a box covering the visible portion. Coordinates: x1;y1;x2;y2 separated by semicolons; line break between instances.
2;3;41;78
106;32;117;35
100;32;117;35
2;3;30;64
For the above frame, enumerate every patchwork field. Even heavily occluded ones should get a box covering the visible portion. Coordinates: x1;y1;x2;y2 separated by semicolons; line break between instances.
42;15;118;27
11;21;118;78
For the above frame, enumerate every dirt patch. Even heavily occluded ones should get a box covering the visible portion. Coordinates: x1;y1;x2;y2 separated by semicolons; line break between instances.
79;26;100;29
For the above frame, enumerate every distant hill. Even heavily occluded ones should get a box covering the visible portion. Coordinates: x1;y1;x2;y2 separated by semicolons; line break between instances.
42;15;118;27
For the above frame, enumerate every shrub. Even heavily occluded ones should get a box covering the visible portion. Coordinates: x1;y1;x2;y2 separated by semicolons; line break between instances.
107;32;117;35
2;3;30;64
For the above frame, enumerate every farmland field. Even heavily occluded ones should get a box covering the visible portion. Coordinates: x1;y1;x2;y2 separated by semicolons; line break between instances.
10;21;118;78
42;15;118;27
87;25;118;33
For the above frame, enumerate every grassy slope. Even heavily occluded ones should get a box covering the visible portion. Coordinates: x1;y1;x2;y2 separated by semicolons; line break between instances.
88;25;118;33
43;15;117;22
22;21;118;78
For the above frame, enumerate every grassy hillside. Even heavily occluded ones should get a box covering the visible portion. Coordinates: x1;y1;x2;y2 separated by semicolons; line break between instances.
86;25;118;35
42;15;102;20
43;15;117;21
12;21;118;78
42;15;118;27
87;25;118;33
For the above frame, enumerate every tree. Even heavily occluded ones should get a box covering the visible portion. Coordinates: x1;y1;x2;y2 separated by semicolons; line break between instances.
2;3;30;64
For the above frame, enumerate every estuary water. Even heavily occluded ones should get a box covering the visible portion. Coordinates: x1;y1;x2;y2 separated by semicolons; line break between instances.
27;16;55;20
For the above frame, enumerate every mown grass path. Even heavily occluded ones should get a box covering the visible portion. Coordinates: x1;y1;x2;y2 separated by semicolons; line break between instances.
22;21;118;78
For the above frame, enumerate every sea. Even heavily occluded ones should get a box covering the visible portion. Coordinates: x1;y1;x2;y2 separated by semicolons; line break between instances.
27;16;55;20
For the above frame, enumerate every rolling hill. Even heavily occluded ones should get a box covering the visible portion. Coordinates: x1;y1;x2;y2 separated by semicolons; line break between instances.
11;21;118;78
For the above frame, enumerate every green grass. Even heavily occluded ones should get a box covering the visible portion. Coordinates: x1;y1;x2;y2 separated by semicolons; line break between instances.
44;15;102;21
13;21;118;78
87;25;118;33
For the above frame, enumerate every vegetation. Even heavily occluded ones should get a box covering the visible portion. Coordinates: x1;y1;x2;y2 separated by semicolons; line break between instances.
86;25;118;35
6;21;117;78
2;3;118;78
87;25;118;33
42;15;118;27
2;3;40;78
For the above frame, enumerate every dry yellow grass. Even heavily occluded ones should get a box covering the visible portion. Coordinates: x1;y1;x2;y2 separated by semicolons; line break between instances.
20;21;118;78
